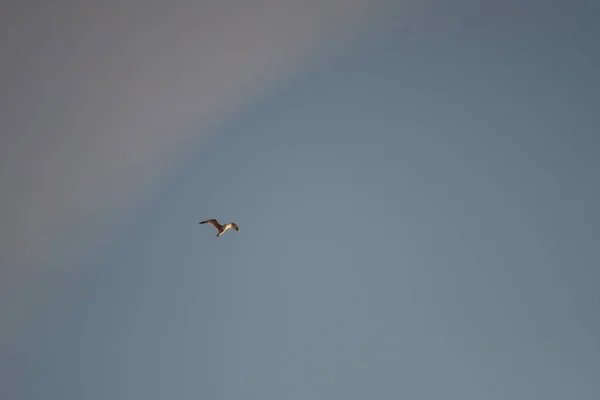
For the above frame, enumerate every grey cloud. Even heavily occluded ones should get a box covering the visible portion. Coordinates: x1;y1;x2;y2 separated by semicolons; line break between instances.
0;0;378;347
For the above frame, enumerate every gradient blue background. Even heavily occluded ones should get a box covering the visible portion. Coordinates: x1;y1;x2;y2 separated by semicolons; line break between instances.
2;1;599;399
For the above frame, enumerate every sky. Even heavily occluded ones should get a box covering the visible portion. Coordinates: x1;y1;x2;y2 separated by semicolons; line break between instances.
2;1;600;399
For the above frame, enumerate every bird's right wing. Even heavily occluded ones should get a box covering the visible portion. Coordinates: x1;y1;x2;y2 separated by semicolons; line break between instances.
200;219;221;229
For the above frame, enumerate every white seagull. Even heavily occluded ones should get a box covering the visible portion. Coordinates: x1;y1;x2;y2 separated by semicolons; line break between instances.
199;219;240;237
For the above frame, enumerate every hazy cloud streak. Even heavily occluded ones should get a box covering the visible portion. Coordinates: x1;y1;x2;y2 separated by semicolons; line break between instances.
0;0;378;347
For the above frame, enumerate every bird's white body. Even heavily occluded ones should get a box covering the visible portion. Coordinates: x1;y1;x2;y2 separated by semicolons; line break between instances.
199;219;240;237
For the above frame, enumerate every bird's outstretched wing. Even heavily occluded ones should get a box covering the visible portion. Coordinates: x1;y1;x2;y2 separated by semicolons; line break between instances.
230;223;240;232
200;219;222;230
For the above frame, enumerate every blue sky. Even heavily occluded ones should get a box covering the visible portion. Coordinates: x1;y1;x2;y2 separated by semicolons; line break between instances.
2;1;600;399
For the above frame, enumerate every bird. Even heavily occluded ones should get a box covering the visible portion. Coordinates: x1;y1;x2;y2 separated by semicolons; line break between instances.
199;219;240;237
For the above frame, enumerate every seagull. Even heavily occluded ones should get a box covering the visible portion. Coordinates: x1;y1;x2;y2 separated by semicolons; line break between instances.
199;219;240;237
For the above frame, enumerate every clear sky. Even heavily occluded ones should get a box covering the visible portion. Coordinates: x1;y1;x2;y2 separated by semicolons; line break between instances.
2;1;599;399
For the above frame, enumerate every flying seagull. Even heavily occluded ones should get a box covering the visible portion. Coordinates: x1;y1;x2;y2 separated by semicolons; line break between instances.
199;219;240;237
